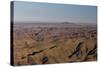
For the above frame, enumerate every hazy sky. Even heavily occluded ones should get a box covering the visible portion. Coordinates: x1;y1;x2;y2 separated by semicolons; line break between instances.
13;1;97;23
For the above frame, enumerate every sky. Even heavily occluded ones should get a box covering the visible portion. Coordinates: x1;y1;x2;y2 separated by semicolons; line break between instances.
13;1;97;23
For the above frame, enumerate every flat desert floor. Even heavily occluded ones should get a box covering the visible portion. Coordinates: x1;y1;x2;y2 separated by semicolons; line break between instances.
12;23;97;66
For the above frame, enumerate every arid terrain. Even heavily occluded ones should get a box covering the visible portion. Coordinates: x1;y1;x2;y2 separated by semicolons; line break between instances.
13;22;97;66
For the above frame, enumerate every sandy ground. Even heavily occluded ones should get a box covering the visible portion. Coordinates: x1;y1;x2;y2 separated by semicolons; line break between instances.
12;23;97;66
